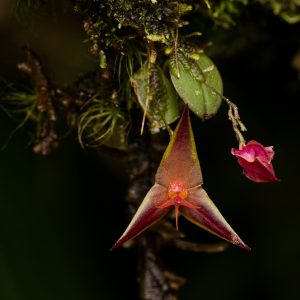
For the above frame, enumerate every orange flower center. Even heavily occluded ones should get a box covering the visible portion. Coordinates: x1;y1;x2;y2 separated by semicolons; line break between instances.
168;182;188;200
157;182;199;231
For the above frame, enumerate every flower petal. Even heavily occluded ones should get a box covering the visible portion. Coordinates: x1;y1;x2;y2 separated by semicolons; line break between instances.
232;140;278;183
238;157;277;182
155;106;203;188
231;147;256;162
180;187;251;250
111;183;170;249
264;146;275;161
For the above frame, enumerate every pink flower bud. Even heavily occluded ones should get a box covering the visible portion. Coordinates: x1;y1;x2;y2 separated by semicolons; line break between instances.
231;141;278;183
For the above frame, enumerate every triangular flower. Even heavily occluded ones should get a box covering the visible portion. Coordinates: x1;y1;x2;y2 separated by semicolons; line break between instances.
112;108;250;250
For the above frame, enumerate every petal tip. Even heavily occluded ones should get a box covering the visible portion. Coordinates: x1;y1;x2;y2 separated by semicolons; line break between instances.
231;234;251;251
110;233;130;251
237;242;252;251
110;243;118;251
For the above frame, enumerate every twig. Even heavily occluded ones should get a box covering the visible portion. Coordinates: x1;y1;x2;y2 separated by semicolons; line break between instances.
17;47;58;154
171;239;229;253
126;133;185;300
138;235;186;300
17;47;55;119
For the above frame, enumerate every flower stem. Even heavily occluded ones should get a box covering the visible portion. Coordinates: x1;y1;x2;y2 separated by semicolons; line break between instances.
222;95;247;148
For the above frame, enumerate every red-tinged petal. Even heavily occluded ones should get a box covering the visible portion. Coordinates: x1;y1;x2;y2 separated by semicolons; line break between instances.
179;198;200;209
232;140;278;183
156;198;200;231
237;157;277;183
155;106;203;188
265;146;275;161
232;141;273;163
231;147;256;163
156;198;199;209
111;183;170;250
180;187;251;250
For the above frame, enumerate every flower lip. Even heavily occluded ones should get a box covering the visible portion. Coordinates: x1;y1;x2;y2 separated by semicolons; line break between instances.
157;182;199;231
175;197;181;204
168;181;188;199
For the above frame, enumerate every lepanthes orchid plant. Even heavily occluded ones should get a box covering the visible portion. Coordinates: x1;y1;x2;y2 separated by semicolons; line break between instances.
112;107;250;250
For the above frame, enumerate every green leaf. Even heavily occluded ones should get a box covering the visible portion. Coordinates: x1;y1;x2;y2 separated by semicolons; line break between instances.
78;99;128;150
131;62;180;133
169;48;223;120
99;50;107;69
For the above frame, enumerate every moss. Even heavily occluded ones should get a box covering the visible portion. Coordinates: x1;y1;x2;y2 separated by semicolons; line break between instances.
6;0;299;151
257;0;300;23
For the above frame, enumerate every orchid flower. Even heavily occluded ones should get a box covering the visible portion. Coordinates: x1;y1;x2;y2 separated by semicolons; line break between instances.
112;108;250;250
232;141;278;183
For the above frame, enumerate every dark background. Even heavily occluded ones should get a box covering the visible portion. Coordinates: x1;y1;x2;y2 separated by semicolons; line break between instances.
1;3;300;300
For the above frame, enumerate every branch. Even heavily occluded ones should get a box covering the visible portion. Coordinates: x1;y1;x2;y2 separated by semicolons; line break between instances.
125;133;185;300
17;47;57;154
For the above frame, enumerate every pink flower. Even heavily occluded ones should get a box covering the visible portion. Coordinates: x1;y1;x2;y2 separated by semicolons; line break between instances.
112;108;250;250
231;141;278;183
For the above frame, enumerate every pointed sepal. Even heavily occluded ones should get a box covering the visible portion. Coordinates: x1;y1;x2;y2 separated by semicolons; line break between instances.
155;106;203;188
180;187;251;250
111;183;170;249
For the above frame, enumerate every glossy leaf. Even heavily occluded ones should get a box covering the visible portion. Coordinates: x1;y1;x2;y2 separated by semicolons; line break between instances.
131;62;180;133
169;48;223;120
